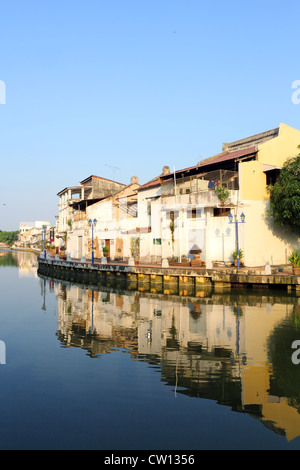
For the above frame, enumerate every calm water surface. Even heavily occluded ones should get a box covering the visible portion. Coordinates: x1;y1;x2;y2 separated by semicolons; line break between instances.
1;250;300;450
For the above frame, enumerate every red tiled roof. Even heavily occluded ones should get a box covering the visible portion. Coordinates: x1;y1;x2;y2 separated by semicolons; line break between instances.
199;145;257;167
160;145;257;180
138;178;161;191
131;145;258;191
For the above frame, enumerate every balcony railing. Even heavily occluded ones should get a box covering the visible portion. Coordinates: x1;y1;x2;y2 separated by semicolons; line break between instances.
161;169;238;197
161;188;238;209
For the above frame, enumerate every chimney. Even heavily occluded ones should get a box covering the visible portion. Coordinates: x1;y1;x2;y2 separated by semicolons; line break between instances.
131;176;139;184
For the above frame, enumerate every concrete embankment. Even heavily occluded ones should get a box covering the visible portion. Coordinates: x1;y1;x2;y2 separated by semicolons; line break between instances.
37;257;300;295
11;247;41;255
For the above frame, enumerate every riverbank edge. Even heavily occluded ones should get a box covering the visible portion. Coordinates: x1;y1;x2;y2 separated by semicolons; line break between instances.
37;256;300;293
4;247;41;255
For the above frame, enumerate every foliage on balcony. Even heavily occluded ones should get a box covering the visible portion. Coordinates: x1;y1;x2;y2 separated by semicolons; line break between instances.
214;185;230;204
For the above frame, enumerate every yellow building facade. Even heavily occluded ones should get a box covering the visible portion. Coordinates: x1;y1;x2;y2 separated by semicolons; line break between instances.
239;123;300;266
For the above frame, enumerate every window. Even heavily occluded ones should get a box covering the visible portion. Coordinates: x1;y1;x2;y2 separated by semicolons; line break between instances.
166;210;179;220
266;169;280;186
187;208;201;219
153;238;161;245
179;188;190;194
213;208;230;217
153;309;162;316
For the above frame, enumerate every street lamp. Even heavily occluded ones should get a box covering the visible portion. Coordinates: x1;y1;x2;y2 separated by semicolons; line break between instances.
42;278;46;311
228;211;245;270
88;218;97;263
88;289;96;335
42;225;47;259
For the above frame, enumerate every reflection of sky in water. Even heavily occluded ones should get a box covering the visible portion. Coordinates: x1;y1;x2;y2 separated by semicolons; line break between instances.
1;250;300;449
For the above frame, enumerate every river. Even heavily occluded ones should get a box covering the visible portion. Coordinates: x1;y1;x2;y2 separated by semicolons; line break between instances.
1;249;300;450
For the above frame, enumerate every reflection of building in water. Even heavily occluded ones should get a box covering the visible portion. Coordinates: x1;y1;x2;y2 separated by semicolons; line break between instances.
55;282;244;365
15;251;38;277
56;284;140;357
241;303;300;442
50;277;300;442
0;250;38;277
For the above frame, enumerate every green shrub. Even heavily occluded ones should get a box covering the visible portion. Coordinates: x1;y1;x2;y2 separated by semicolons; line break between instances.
214;185;229;204
289;250;300;267
232;249;243;260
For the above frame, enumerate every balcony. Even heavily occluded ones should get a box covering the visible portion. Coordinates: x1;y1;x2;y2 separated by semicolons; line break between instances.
73;212;86;222
160;169;238;208
161;189;238;210
161;169;238;194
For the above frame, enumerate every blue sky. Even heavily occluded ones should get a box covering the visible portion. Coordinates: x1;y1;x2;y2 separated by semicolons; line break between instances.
0;0;300;230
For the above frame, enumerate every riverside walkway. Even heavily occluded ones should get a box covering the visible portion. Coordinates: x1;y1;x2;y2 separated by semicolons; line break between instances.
37;255;300;293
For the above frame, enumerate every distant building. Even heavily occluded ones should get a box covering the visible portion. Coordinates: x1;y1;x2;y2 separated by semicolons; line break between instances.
70;177;140;260
18;221;51;248
56;175;126;241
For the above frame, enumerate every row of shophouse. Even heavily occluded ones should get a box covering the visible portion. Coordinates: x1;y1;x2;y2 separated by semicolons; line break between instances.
54;122;300;268
17;220;53;250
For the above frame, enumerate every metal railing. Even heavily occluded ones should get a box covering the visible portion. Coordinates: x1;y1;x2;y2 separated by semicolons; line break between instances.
161;169;238;197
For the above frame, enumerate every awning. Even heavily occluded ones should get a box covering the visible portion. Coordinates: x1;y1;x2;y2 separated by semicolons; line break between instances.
262;164;282;172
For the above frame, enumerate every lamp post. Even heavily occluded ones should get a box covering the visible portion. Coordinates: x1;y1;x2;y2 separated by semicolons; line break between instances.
88;218;97;264
42;225;47;259
88;289;95;335
42;278;46;311
228;211;245;270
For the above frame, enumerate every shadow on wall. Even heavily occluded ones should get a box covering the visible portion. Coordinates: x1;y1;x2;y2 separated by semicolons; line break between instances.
214;227;233;262
263;204;299;251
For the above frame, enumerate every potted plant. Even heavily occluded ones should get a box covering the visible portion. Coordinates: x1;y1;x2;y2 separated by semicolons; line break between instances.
214;185;229;205
189;245;202;266
102;245;110;259
289;250;300;275
232;249;243;267
48;244;56;255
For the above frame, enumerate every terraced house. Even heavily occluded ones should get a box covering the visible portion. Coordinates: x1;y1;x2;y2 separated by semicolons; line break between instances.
56;123;300;268
56;175;126;255
157;123;300;267
131;122;300;267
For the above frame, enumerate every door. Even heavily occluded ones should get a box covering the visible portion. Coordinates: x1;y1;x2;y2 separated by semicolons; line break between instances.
105;239;110;259
116;238;123;259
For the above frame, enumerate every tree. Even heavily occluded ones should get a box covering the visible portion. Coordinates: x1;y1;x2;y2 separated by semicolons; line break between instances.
0;230;19;246
267;150;300;234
